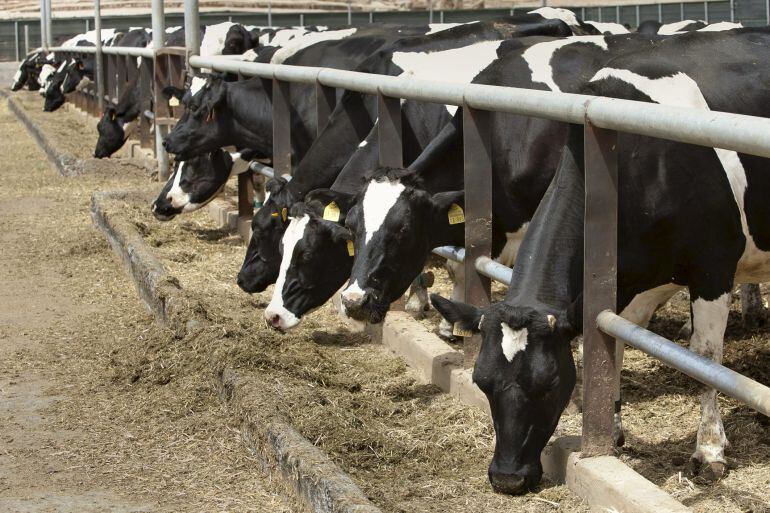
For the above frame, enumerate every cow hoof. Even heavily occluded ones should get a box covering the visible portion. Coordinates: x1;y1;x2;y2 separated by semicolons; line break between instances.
690;458;728;482
613;429;625;448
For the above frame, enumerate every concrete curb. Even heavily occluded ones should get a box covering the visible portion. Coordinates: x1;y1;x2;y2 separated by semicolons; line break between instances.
217;369;383;513
90;190;184;327
90;191;382;513
378;310;692;513
7;95;80;176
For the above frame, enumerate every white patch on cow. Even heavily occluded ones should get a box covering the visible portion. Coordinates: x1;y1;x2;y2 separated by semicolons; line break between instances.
524;36;608;93
46;53;54;61
528;7;580;27
12;69;21;83
585;21;629;34
271;28;357;64
362;179;405;244
242;48;258;61
38;64;56;92
166;26;182;34
56;60;67;73
500;322;528;362
265;214;310;330
357;140;367;148
658;20;699;35
424;22;475;35
190;76;207;97
263;28;308;48
591;67;770;281
166;161;193;210
341;279;366;303
497;223;529;266
199;22;236;57
229;152;251;176
698;21;743;32
392;40;504;115
136;56;142;68
61;28;117;48
619;283;683;327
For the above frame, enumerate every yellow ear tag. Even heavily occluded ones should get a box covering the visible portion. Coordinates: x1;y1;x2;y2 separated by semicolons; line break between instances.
169;96;180;107
110;111;116;121
323;201;341;222
271;212;279;218
346;240;355;256
452;322;473;338
448;203;465;225
281;207;288;222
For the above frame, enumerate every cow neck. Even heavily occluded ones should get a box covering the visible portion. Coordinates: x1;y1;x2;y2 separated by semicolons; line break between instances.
228;79;273;153
505;129;585;313
291;91;377;197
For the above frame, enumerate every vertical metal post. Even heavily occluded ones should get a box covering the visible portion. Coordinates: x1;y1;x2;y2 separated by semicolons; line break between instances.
24;25;30;55
268;1;273;27
272;79;292;176
151;0;169;180
582;122;619;457
315;83;336;137
635;5;640;26
767;0;769;25
729;0;735;21
429;0;434;23
462;106;492;367
369;11;373;23
45;0;53;47
377;93;402;168
616;5;620;22
347;1;352;24
581;7;586;19
440;10;444;22
39;0;47;48
94;0;105;112
598;7;603;22
184;0;200;73
86;18;90;31
14;21;19;62
657;3;662;21
300;13;304;25
705;1;709;22
680;2;684;20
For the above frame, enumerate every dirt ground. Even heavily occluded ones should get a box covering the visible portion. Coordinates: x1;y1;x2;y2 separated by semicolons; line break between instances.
5;88;769;513
0;95;294;512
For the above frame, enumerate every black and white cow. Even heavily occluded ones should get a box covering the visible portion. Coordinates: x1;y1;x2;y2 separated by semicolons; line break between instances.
337;32;661;328
637;19;742;35
430;27;770;493
151;149;255;220
11;51;52;91
235;12;586;296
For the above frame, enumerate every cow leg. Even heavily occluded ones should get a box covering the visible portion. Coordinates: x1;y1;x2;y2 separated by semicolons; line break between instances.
688;291;731;481
740;283;765;328
438;259;465;339
405;271;433;320
616;284;683;447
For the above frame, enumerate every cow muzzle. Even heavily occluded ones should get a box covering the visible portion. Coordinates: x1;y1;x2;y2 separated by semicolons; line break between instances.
263;304;299;332
340;285;386;324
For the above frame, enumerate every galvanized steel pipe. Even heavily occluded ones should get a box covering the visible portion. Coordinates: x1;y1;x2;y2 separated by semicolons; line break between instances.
94;0;104;112
186;56;770;159
184;0;200;70
597;310;770;417
249;161;275;179
152;0;169;181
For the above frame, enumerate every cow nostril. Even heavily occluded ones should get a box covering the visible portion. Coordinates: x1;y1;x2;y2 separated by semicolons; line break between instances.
270;314;281;326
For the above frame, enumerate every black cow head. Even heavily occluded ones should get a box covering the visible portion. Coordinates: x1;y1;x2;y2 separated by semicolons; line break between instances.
152;149;235;221
237;176;295;293
43;70;67;112
222;24;253;55
62;58;89;93
340;167;464;324
163;75;229;160
94;107;126;158
430;295;578;494
263;192;356;331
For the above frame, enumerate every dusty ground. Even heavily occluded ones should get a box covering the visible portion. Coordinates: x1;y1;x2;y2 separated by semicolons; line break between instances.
0;93;294;512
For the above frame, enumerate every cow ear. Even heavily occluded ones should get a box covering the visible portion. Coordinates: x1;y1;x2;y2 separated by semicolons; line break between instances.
325;221;354;246
265;176;288;195
203;76;227;111
104;106;117;121
430;294;482;333
162;85;186;101
306;189;356;215
431;191;465;215
561;295;583;341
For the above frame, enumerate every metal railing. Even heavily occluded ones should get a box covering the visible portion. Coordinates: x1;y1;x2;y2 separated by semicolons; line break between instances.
188;35;770;455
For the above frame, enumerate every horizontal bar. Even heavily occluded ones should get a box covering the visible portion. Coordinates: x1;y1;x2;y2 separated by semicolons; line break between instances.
188;55;770;159
249;161;274;179
432;247;513;286
597;310;770;417
143;109;155;120
49;46;155;58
